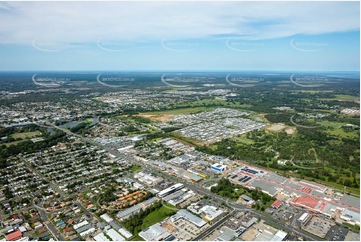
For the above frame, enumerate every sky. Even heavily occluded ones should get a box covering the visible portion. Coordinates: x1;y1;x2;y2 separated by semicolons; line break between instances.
0;1;359;71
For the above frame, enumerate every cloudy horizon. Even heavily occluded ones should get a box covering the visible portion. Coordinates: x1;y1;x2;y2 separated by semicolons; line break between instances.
0;1;359;71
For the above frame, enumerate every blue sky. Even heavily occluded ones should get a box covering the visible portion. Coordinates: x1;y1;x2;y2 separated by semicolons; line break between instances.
0;1;359;71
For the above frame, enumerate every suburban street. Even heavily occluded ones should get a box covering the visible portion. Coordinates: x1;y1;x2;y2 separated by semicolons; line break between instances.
49;122;324;241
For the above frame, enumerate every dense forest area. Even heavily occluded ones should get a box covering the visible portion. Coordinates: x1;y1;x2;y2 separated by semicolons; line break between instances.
198;127;359;189
0;125;67;168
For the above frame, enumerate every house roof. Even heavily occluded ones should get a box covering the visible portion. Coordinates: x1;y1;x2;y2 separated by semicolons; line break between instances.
6;230;22;241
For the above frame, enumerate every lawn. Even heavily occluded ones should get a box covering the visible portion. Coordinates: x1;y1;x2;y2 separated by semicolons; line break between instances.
318;94;359;101
130;234;145;241
318;121;359;139
233;135;255;145
11;131;42;140
130;165;142;172
141;203;177;229
5;140;26;147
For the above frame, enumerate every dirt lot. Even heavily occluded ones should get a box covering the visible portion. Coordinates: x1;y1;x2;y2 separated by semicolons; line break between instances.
240;226;259;241
285;128;296;134
137;114;173;122
266;124;286;131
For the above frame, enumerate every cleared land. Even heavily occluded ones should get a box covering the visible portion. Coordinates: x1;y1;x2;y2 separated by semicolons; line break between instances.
266;124;286;131
139;107;215;117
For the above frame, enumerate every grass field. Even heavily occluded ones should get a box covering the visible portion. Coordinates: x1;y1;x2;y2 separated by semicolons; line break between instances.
141;203;177;229
318;121;359;139
11;131;42;139
318;94;358;101
130;234;145;241
297;90;334;93
5;140;26;147
233;135;255;145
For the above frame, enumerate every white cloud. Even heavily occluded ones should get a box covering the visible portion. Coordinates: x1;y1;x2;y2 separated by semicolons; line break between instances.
0;1;359;44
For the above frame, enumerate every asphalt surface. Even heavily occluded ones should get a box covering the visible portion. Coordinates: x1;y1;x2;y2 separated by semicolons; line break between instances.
34;200;65;241
193;210;236;241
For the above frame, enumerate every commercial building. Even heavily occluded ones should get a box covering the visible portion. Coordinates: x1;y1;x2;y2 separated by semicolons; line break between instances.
200;205;224;222
139;223;173;241
270;200;283;209
211;163;228;173
270;230;288;241
171;209;207;228
298;212;311;224
340;209;360;225
157;183;184;198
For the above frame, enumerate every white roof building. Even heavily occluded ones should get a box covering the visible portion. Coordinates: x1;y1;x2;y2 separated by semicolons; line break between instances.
94;233;110;241
100;214;113;223
118;228;133;239
139;223;172;241
200;205;224;222
340;209;360;225
171;209;207;228
80;228;96;238
73;220;89;230
270;230;288;241
106;228;125;241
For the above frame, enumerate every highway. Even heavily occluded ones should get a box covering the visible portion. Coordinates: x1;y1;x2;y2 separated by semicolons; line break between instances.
47;122;324;241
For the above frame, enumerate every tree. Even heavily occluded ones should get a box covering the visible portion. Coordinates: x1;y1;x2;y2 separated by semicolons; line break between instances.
344;179;352;187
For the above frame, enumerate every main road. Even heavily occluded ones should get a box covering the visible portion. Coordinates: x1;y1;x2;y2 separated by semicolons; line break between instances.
192;210;236;241
47;122;323;241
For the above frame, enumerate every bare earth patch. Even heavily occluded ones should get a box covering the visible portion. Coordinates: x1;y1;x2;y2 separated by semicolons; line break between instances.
137;114;173;122
266;124;286;131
